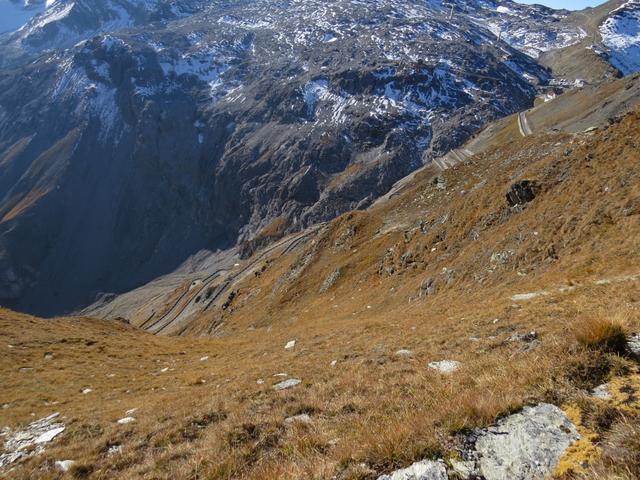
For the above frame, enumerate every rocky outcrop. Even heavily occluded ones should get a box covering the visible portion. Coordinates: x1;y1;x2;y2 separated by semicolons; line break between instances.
319;269;341;293
454;403;579;480
506;180;540;207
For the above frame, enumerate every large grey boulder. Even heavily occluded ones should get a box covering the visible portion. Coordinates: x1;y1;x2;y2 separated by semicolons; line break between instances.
377;459;448;480
457;403;579;480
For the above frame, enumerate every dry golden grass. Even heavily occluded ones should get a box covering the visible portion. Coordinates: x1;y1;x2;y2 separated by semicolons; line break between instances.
1;109;640;479
581;414;640;480
575;316;628;355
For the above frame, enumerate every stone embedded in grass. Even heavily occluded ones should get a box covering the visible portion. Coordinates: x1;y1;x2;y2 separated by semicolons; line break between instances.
285;340;296;350
511;291;547;301
55;460;76;472
284;414;312;425
81;388;93;395
200;356;209;361
628;333;640;355
395;349;413;357
507;331;539;352
508;331;538;343
273;378;302;391
506;180;539;207
457;403;579;480
107;445;122;456
377;459;448;480
319;269;341;293
592;384;612;401
428;360;461;373
35;426;65;444
117;417;136;425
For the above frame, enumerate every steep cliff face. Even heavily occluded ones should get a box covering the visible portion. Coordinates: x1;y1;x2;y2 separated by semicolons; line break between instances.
0;0;636;315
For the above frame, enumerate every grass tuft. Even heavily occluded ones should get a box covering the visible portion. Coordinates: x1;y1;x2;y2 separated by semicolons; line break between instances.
575;317;628;355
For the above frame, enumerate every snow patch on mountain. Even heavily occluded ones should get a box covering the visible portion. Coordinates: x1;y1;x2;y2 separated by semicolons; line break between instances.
52;55;122;143
26;0;73;30
600;0;640;75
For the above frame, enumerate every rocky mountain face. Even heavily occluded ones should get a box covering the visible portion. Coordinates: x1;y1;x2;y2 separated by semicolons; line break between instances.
600;0;640;74
0;0;637;315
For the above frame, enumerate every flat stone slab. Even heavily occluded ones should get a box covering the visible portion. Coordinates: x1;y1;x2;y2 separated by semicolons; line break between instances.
273;378;301;391
117;417;136;425
395;349;413;357
377;459;448;480
0;413;65;469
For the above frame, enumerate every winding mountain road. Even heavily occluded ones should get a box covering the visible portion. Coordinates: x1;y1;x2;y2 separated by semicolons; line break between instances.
147;224;326;335
518;110;533;136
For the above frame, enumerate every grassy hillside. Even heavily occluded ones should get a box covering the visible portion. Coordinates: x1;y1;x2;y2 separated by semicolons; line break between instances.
2;106;640;479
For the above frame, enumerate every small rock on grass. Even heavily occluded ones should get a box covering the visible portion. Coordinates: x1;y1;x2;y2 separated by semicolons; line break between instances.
273;378;301;391
395;349;413;357
428;360;461;373
377;459;448;480
592;384;612;401
117;417;136;425
628;334;640;355
55;460;76;472
284;414;312;425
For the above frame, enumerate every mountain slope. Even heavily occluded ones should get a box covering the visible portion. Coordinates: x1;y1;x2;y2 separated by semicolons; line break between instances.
2;100;639;480
0;0;639;317
84;73;640;333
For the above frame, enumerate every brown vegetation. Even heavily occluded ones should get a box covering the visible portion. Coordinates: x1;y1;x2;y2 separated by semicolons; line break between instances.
1;107;640;478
